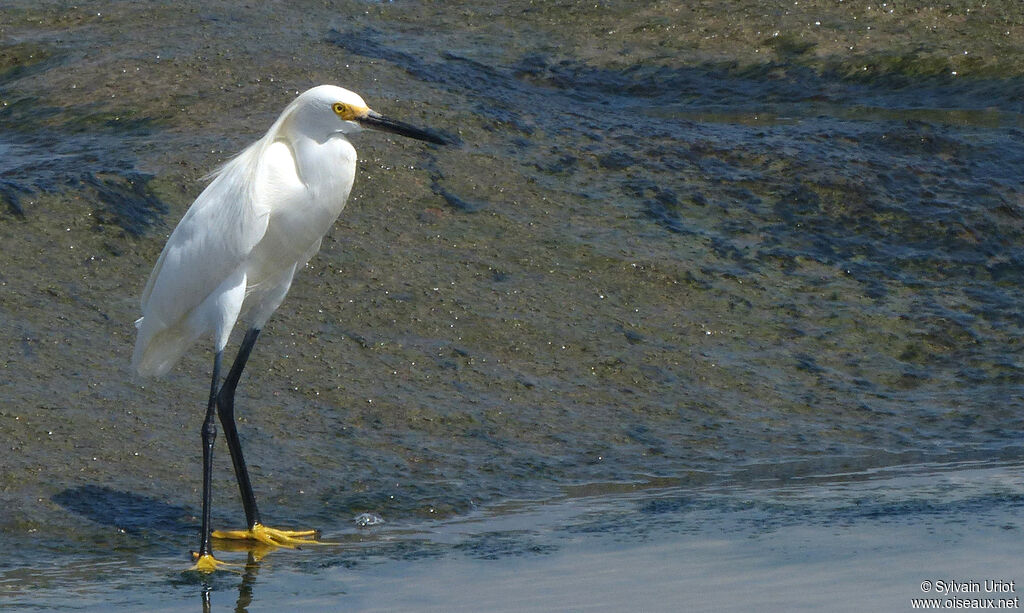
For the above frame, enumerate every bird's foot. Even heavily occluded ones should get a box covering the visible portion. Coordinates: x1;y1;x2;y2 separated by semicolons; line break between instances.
212;522;327;548
188;552;240;573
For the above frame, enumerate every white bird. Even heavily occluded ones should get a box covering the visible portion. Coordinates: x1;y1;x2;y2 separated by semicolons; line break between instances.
132;85;446;572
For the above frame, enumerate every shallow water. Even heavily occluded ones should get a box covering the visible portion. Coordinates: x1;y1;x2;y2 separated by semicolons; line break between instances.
2;1;1024;610
5;459;1023;611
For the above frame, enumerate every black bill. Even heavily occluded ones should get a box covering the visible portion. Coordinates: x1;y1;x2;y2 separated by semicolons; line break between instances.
358;110;448;145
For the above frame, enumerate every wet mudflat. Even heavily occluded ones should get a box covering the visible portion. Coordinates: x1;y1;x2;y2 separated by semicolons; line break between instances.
2;1;1023;610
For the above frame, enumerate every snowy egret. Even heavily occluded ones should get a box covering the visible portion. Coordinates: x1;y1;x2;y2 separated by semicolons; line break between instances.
132;85;446;572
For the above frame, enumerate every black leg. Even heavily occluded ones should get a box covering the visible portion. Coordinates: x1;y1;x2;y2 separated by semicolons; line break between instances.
198;350;223;558
216;327;263;529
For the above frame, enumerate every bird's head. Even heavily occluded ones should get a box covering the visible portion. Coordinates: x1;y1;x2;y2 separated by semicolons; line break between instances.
285;85;447;145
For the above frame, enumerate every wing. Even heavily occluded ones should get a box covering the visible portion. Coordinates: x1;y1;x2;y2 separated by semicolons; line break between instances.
138;141;272;333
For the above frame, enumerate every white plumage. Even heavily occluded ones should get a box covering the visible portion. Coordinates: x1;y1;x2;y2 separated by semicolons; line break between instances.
133;85;362;376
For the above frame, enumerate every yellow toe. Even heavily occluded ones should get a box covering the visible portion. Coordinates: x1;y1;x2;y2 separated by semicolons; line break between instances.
212;523;329;547
188;552;239;573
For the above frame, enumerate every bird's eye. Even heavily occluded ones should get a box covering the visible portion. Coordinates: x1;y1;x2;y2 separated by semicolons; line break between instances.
333;102;348;116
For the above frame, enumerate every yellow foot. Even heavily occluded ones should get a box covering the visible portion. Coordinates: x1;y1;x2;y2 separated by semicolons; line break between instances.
188;552;239;573
211;523;328;548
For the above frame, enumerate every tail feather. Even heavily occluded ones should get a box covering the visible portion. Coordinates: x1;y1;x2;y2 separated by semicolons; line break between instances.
132;316;201;377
